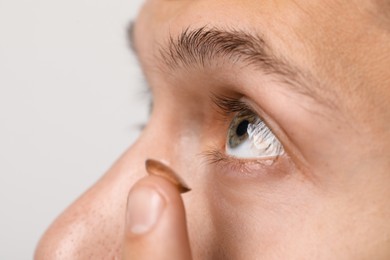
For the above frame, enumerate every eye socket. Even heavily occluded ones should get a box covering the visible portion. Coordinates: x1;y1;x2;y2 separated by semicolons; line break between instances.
226;110;284;159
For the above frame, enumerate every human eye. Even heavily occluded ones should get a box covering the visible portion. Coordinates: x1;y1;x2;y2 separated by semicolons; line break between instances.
226;110;284;159
212;95;284;161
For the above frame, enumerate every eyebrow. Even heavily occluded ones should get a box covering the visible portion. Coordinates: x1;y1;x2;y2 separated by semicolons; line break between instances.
161;27;288;73
128;24;334;109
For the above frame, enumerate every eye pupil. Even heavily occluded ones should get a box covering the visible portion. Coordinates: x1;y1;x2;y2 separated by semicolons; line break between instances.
236;120;249;137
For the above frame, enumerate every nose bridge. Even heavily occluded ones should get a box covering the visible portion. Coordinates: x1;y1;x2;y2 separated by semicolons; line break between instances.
134;115;217;259
132;115;182;165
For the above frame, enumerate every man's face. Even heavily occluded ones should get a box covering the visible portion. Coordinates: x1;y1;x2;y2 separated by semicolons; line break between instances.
36;0;390;259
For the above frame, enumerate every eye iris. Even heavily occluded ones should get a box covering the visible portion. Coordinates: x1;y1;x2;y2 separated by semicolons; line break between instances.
228;117;251;149
226;110;284;159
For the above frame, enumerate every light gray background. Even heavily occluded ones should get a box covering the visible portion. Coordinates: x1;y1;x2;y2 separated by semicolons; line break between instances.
0;0;148;258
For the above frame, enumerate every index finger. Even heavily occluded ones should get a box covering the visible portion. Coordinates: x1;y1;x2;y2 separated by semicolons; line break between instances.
122;174;192;260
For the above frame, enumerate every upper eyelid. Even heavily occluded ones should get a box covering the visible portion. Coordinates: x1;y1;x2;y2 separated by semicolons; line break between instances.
211;94;253;115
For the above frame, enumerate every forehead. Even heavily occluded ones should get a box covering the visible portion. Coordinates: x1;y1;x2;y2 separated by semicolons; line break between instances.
136;0;387;69
135;0;390;115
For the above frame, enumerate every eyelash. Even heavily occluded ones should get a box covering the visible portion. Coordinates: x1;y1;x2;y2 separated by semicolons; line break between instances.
211;94;253;117
204;94;282;172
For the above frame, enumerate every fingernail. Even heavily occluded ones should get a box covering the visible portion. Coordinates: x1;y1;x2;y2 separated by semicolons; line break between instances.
126;187;165;235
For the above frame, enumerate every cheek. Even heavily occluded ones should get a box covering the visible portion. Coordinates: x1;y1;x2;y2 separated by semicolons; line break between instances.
204;160;327;259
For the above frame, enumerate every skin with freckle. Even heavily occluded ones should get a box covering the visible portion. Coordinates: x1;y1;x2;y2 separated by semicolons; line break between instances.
35;0;390;259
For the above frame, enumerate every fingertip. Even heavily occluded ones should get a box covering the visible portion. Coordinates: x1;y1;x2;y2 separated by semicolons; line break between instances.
123;175;192;260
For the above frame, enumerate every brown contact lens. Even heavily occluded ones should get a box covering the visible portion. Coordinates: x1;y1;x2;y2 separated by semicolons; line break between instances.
145;159;191;194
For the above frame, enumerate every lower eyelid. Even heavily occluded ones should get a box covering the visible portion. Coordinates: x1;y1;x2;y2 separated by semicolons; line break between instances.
203;148;283;174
